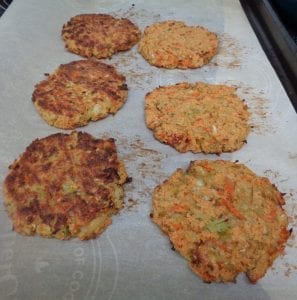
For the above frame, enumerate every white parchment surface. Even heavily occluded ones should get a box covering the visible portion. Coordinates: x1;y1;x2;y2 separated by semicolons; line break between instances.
0;0;297;299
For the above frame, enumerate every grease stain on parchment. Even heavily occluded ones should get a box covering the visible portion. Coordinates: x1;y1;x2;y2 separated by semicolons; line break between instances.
108;47;155;89
112;5;162;26
209;33;247;69
285;190;297;229
283;263;297;278
101;133;167;212
104;6;163;89
227;83;274;135
122;137;167;212
288;153;297;161
263;169;281;180
126;198;138;211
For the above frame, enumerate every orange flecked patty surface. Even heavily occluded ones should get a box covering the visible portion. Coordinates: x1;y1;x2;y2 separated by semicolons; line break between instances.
152;160;290;283
138;20;218;69
145;82;250;153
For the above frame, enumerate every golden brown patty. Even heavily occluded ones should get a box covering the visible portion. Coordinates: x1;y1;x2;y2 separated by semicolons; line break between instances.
3;131;128;240
152;160;290;283
32;59;128;129
145;82;250;153
138;20;218;69
62;14;141;58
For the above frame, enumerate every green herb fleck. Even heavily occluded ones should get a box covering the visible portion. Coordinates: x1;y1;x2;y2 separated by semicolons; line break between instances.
62;180;77;195
206;218;230;233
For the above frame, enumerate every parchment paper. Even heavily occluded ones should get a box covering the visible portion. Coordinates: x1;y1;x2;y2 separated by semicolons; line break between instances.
1;1;297;299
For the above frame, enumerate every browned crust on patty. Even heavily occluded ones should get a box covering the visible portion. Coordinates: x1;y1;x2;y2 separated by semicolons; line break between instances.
3;131;128;240
145;82;250;154
32;59;128;129
138;20;218;69
152;160;290;283
62;14;141;58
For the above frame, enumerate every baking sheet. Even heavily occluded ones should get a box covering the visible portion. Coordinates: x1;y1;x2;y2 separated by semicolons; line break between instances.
1;0;297;299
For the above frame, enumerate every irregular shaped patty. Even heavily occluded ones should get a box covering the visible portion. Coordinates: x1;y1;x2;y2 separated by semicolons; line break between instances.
3;131;128;240
138;20;218;69
32;59;128;129
145;82;250;153
152;160;290;283
62;14;141;58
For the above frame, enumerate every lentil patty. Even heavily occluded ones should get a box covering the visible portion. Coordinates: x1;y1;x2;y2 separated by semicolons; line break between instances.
138;20;218;69
145;82;250;154
32;59;128;129
3;131;128;240
62;14;141;59
152;160;290;283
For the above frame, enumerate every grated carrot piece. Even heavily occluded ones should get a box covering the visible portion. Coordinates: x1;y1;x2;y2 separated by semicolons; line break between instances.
224;178;234;198
201;163;213;172
266;207;277;221
172;223;182;230
222;198;245;220
182;58;191;66
172;203;187;213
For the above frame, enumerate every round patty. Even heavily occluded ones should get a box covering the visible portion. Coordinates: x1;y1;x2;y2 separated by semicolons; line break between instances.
152;160;290;283
62;14;141;59
138;20;218;69
145;82;250;154
3;131;128;240
32;59;128;129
